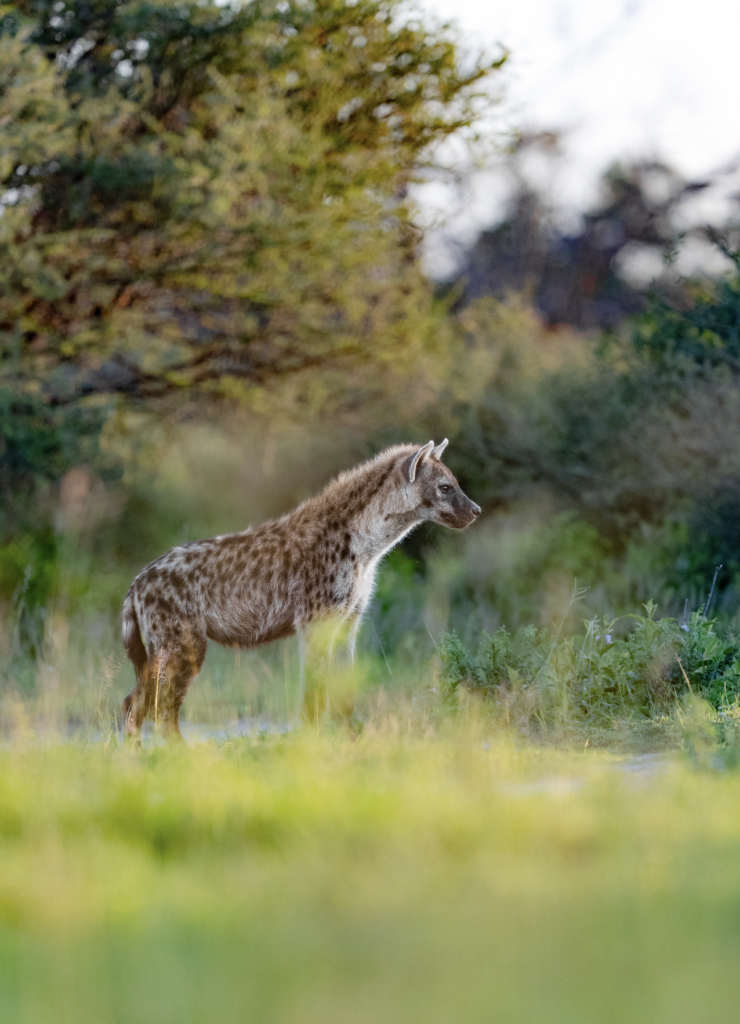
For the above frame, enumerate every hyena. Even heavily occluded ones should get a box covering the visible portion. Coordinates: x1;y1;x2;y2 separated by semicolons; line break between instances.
121;440;480;739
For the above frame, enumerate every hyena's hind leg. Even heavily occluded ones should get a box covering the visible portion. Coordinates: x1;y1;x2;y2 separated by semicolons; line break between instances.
122;661;155;741
122;628;206;743
157;629;207;741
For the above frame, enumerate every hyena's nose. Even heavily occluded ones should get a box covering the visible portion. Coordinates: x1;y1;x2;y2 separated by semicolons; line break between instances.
471;503;481;518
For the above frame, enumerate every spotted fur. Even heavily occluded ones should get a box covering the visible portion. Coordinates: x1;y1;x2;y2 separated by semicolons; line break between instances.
121;440;480;739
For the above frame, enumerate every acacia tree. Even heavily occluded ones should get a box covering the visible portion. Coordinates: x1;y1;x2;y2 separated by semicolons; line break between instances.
0;0;503;409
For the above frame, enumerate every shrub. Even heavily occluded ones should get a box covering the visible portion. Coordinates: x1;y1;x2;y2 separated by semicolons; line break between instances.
439;602;740;727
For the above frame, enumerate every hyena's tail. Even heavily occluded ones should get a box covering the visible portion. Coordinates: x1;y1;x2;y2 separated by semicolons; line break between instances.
121;589;150;732
122;589;148;679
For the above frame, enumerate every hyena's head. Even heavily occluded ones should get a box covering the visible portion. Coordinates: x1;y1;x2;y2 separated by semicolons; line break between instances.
401;440;481;529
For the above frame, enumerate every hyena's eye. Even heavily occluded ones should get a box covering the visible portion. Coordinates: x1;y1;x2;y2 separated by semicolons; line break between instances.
439;484;452;494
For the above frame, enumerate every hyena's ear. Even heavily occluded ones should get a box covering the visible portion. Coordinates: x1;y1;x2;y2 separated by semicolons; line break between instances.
432;438;449;461
404;441;435;483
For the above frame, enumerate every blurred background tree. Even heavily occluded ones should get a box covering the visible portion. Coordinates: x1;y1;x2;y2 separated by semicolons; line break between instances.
0;0;502;620
449;132;740;331
0;0;498;410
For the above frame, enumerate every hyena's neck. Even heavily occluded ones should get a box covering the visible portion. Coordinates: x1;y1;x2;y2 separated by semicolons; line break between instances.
346;488;422;564
294;446;421;566
351;509;417;563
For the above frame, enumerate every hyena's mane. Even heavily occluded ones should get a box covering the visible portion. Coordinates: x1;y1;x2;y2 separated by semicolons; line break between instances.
293;445;416;524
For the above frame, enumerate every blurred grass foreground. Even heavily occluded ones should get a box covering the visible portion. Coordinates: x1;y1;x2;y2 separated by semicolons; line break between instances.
5;725;740;1024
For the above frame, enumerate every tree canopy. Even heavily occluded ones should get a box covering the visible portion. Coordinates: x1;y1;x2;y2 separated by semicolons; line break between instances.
0;0;503;408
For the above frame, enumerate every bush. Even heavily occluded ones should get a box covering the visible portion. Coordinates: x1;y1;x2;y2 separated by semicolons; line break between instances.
437;265;740;618
439;602;740;728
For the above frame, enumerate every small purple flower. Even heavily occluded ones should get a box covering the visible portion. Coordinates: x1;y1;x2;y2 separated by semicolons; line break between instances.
681;624;690;633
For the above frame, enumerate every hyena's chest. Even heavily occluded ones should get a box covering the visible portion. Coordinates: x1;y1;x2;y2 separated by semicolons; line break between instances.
297;551;369;617
344;559;377;615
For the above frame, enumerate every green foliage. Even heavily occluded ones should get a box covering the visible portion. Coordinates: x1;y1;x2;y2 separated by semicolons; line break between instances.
0;386;108;652
0;388;107;533
0;527;57;659
634;272;740;374
440;623;550;698
0;0;502;407
440;603;740;724
442;271;740;612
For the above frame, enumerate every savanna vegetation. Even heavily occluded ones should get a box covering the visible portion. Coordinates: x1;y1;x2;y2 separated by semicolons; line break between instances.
4;0;740;1019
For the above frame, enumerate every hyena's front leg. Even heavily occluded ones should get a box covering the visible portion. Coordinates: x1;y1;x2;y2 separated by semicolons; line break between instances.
331;615;362;725
299;617;360;726
298;624;327;725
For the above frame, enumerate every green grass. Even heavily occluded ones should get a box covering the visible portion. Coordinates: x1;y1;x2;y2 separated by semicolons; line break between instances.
5;587;740;1022
3;719;740;1023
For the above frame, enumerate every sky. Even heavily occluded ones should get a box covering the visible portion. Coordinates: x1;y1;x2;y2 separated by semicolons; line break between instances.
415;0;740;276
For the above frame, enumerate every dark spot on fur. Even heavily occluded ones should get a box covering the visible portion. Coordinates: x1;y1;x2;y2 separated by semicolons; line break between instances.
169;570;185;592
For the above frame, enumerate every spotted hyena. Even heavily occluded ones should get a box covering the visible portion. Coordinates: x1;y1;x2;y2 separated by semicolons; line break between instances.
121;440;481;739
